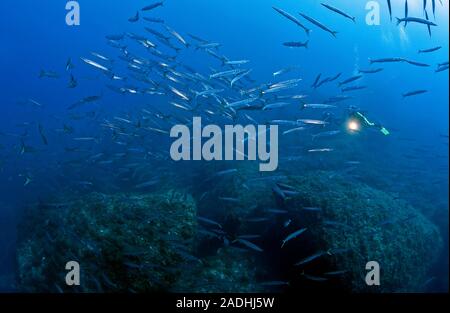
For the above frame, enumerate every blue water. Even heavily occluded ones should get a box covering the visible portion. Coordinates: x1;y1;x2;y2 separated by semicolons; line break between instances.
0;0;448;292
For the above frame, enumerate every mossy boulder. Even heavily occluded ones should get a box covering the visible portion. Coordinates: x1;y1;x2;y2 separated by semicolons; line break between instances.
16;190;197;292
172;247;264;293
283;172;442;292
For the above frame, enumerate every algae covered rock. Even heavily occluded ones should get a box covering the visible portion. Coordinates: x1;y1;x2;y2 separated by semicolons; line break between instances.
283;171;442;292
16;190;197;292
172;246;264;293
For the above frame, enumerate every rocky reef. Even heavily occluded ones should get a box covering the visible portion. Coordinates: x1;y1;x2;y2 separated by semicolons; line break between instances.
284;172;442;292
16;188;264;293
16;190;198;292
193;166;442;292
16;168;443;293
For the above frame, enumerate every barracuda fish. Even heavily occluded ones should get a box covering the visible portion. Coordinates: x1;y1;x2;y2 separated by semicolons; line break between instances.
164;25;189;48
218;197;240;203
436;64;449;72
135;179;159;189
210;69;244;79
308;148;334;152
169;85;190;101
91;52;113;63
301;272;328;282
273;7;311;35
198;229;220;238
402;90;428;98
387;0;392;21
302;207;322;212
233;239;264;252
141;1;163;11
143;17;164;23
66;58;74;71
80;57;111;73
404;60;430;67
260;281;290;287
312;73;322;88
144;27;170;41
326;72;342;82
324;270;348;276
196;42;221;50
281;228;307;248
262;84;297;94
214;168;238;177
295;251;326;266
276;182;297;192
404;0;409;26
358;68;383;74
68;74;77;88
198;216;222;229
321;3;355;23
316;72;342;88
265;209;288;214
312;130;341;140
297;119;328;126
188;33;209;43
205;49;228;63
105;34;124;41
283;126;306;135
113;117;133;124
269;120;302;126
283;41;309;48
195;88;224;98
369;57;405;64
432;0;436;18
38;124;48;145
419;46;441;53
342;85;367;92
68;95;102;110
244;217;270;223
270;78;303;89
231;69;252;88
425;10;432;37
39;70;59;79
301;103;336;110
299;12;338;37
396;16;437;27
128;11;139;23
73;137;97;142
225;97;257;109
28;98;43;107
262;102;289;111
272;183;286;201
338;74;363;87
282;94;308;100
145;127;169;135
273;67;297;77
225;60;249;66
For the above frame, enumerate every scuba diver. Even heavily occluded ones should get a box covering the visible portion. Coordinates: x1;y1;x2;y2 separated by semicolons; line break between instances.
346;107;390;136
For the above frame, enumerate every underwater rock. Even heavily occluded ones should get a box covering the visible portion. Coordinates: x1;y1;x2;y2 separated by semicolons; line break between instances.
172;246;264;293
16;190;197;292
283;171;443;292
196;165;442;292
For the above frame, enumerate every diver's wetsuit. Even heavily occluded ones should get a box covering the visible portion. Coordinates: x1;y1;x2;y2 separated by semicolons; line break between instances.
349;111;390;136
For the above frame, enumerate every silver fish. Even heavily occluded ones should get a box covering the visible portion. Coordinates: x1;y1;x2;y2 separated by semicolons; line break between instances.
281;228;307;248
299;12;338;37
